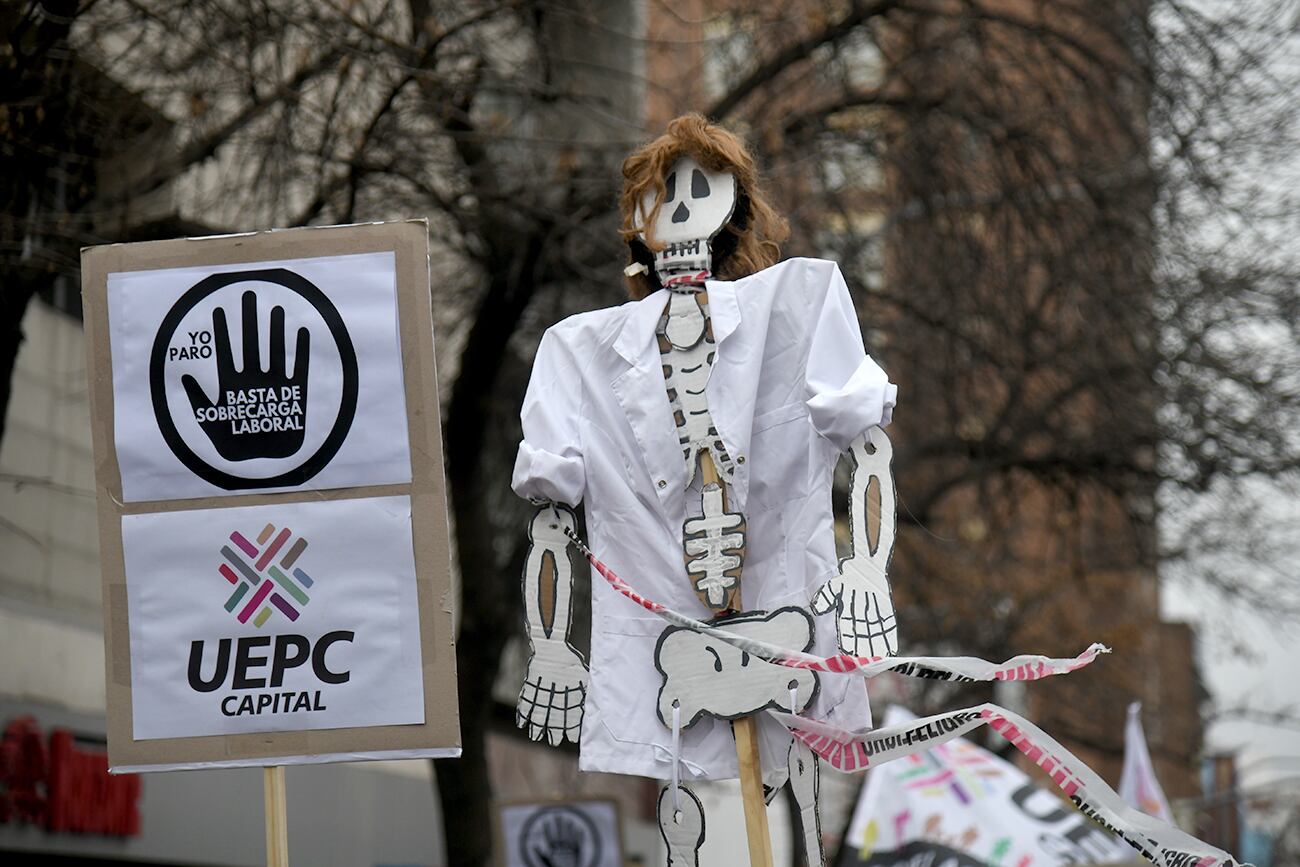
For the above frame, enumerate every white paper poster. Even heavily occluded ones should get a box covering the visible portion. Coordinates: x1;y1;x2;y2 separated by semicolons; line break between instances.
107;252;411;502
121;495;425;740
499;800;622;867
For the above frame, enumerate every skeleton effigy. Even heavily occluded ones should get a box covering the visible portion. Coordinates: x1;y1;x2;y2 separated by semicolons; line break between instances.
513;114;1248;867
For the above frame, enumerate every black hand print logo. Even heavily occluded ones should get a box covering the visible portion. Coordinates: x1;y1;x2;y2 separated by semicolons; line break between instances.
150;268;358;491
520;806;601;867
533;815;584;867
181;290;310;461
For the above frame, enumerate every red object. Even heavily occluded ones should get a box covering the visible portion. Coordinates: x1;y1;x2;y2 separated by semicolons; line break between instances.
0;716;140;837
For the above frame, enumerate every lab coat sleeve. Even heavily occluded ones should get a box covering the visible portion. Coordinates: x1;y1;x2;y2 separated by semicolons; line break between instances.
804;262;898;450
511;329;587;506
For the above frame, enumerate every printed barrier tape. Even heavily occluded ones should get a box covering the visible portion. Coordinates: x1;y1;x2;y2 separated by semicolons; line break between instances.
563;526;1254;867
563;525;1107;683
771;704;1248;867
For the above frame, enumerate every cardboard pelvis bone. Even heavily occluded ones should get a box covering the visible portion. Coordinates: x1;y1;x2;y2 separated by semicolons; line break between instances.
654;607;818;729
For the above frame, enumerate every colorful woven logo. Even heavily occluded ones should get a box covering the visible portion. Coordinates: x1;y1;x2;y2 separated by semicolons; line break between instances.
219;522;314;627
896;740;1002;803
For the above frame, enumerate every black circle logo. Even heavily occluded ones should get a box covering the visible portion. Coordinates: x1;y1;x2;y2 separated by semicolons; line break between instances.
149;268;358;490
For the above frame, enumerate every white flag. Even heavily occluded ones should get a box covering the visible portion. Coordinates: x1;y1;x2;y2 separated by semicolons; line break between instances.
1119;702;1174;824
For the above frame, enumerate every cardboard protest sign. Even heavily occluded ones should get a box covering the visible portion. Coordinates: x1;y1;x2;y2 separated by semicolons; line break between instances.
497;799;622;867
82;220;459;772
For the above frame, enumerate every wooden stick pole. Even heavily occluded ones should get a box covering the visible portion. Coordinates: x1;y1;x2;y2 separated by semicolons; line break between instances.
699;452;773;867
264;765;289;867
733;716;775;867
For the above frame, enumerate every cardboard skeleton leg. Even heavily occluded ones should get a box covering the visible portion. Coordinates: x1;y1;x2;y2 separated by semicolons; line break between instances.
787;739;823;867
658;784;706;866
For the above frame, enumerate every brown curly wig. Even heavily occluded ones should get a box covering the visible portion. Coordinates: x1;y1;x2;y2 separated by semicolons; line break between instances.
619;113;789;299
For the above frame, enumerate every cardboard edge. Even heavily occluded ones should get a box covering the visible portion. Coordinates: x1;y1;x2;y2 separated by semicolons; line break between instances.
112;746;463;775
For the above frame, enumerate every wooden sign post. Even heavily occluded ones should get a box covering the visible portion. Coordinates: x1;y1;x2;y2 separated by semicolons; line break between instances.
264;766;289;866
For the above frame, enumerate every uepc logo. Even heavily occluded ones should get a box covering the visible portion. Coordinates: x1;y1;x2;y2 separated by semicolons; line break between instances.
188;518;353;718
150;269;359;490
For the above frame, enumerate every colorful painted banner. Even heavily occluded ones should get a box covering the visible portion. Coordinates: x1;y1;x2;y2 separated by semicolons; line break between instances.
840;706;1131;866
774;705;1246;867
562;525;1107;684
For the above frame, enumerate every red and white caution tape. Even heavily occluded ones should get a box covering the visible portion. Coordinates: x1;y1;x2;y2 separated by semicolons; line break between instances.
563;526;1107;683
771;704;1246;867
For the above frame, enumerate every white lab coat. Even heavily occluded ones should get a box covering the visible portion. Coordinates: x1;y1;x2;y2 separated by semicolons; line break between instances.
512;257;897;780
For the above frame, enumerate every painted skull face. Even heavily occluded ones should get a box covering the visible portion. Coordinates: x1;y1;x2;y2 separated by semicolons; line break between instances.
637;155;737;280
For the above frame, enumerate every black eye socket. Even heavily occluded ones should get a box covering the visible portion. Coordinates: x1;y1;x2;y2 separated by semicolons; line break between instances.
691;169;710;198
705;646;722;672
664;171;677;202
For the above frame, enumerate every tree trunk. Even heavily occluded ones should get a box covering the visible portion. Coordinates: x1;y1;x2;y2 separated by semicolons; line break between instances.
435;229;545;864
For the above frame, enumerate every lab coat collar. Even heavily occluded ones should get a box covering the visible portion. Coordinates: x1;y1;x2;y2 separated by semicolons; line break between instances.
703;278;741;344
614;288;669;366
612;282;742;367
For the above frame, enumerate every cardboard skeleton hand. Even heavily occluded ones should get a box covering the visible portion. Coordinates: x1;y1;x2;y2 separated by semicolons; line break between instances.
517;505;588;746
811;427;898;657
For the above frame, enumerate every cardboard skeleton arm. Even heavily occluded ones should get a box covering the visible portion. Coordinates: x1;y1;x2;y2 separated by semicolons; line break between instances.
812;426;898;657
516;503;588;745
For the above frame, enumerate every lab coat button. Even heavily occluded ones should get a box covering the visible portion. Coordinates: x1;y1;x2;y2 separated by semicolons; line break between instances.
737;455;746;464
657;479;667;488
